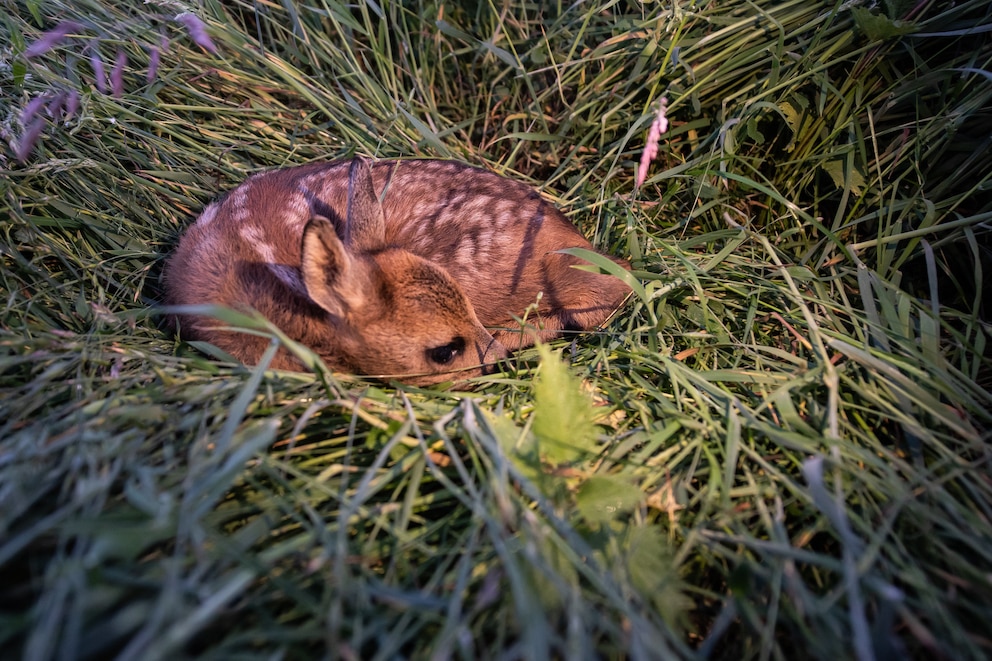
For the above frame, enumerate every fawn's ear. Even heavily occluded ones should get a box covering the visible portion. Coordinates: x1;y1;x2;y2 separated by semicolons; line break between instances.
343;156;386;250
301;215;370;319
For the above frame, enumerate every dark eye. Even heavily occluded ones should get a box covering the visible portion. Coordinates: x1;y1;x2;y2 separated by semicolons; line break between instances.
427;338;466;365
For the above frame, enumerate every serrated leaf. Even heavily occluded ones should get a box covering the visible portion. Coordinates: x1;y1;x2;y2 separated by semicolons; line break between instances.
850;7;916;41
532;345;599;464
626;526;692;628
777;100;801;132
576;475;643;524
483;408;543;483
777;99;802;150
821;159;865;196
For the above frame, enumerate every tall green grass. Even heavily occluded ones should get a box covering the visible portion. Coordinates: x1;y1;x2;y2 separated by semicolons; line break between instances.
2;0;990;658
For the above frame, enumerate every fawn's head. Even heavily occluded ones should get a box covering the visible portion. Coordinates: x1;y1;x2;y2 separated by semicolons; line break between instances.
299;157;507;385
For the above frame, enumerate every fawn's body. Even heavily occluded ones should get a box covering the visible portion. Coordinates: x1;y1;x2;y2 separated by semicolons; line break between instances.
165;158;630;383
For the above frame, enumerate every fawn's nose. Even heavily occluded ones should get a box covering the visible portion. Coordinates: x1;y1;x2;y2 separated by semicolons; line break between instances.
478;333;511;376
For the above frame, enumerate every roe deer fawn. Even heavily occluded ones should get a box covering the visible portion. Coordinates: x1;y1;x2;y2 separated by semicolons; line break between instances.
164;157;630;384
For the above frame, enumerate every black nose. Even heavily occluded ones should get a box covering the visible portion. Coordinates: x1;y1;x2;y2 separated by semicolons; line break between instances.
480;359;502;376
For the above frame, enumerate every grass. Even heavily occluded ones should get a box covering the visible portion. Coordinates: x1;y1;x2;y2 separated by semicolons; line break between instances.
1;0;991;658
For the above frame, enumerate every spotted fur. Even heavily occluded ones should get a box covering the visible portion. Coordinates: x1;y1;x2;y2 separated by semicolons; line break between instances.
164;157;630;383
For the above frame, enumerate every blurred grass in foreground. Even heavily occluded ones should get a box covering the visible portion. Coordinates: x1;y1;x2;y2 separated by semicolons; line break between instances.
1;0;990;658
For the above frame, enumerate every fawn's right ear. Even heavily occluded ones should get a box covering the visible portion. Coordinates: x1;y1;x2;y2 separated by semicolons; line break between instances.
343;156;386;250
301;215;370;319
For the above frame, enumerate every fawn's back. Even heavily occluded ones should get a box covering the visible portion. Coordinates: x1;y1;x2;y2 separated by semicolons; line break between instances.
165;158;630;382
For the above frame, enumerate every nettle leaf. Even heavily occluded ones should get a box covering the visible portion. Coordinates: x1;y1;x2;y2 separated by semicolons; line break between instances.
625;526;692;629
532;345;599;465
484;408;543;484
821;159;865;196
576;475;644;524
850;7;916;41
776;99;803;151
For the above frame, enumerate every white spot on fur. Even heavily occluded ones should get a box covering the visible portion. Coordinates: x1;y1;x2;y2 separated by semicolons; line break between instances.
239;223;307;296
195;202;219;227
412;202;433;221
229;186;250;223
455;239;477;265
301;163;349;206
283;192;311;233
240;224;274;261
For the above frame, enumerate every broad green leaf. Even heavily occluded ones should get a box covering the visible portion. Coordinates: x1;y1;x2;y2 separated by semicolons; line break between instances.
626;526;692;628
532;345;599;465
850;7;916;41
576;475;643;524
484;409;543;484
821;159;865;196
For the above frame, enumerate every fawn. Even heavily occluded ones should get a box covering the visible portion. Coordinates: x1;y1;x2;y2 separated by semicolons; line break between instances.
164;157;630;384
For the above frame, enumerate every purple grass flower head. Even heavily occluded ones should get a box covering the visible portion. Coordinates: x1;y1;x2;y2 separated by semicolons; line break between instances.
636;97;669;190
147;46;161;83
112;49;127;97
176;13;217;54
47;91;67;118
20;94;49;125
147;34;169;83
16;118;45;163
23;21;82;58
65;89;80;120
90;47;107;93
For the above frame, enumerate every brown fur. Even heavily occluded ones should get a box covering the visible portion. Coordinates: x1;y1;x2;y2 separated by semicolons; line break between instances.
164;157;630;383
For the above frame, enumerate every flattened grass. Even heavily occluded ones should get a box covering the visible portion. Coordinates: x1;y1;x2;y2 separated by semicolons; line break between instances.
1;0;991;658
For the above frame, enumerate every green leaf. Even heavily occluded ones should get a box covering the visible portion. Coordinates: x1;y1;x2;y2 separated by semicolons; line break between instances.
484;408;543;484
784;265;818;281
777;99;803;150
25;0;44;27
532;345;599;465
576;475;643;524
777;100;802;132
850;7;916;41
821;159;865;196
625;526;691;628
435;19;518;69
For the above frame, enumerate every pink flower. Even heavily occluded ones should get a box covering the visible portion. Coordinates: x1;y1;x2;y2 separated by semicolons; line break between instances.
636;97;669;190
23;21;82;58
176;13;217;54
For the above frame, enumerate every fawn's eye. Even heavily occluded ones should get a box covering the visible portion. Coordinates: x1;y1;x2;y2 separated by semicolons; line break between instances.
427;338;466;365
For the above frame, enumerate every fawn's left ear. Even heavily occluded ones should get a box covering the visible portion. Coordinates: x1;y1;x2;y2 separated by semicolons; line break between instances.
301;215;371;319
343;156;386;250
